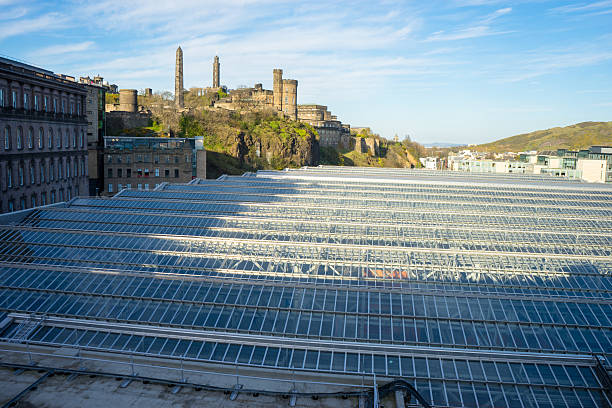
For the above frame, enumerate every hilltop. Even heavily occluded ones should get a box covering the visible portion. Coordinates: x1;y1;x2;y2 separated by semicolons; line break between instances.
475;121;612;153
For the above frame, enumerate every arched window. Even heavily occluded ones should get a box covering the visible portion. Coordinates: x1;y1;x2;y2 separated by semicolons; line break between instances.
6;166;12;188
29;163;35;184
40;162;45;183
72;129;76;148
17;127;23;149
38;128;44;149
58;160;62;179
66;158;71;178
28;127;33;148
4;126;10;150
18;163;24;186
73;159;77;177
50;161;54;181
56;128;62;148
80;130;84;148
64;129;69;148
48;128;53;149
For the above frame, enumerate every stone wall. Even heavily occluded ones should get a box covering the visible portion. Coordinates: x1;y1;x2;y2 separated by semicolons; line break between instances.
106;111;151;135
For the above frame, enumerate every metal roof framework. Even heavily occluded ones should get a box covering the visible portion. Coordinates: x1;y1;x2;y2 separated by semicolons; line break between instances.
0;167;611;407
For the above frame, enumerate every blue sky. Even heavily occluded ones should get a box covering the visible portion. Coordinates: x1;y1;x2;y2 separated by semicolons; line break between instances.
1;0;611;144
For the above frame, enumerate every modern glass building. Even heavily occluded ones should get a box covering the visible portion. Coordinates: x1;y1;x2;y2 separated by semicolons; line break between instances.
0;166;611;407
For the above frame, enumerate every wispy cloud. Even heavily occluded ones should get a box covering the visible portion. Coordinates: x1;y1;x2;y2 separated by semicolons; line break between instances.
35;41;95;57
425;7;512;42
0;12;67;40
551;0;612;14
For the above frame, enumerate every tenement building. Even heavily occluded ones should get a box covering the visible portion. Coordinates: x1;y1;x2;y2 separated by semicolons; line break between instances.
78;76;107;195
102;136;206;194
0;57;88;213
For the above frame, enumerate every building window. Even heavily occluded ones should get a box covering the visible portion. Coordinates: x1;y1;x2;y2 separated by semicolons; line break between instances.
28;128;33;148
44;96;48;111
137;168;142;177
137;183;142;190
174;156;179;164
53;98;57;113
108;168;113;178
48;129;53;149
144;184;149;191
41;193;46;206
59;189;64;201
165;169;170;177
20;198;25;210
12;90;17;108
40;163;45;183
0;88;4;107
17;127;23;149
116;155;122;164
117;168;122;178
31;195;36;208
50;162;54;181
126;168;131;178
58;161;62;179
64;130;69;148
77;101;81;115
66;159;71;178
18;164;24;186
7;167;12;188
73;160;77;178
70;102;74;115
72;130;77;147
155;168;159;177
38;128;44;149
174;169;179;178
144;168;149;177
61;99;65;113
67;188;71;200
56;129;62;148
125;155;131;164
80;130;84;148
30;163;35;184
107;155;112;163
34;95;39;110
127;184;131;189
8;201;14;212
4;126;9;150
108;183;113;193
23;92;29;110
51;191;55;203
154;156;159;164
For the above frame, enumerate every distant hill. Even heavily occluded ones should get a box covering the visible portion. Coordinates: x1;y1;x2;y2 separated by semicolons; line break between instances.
475;121;612;153
423;142;465;148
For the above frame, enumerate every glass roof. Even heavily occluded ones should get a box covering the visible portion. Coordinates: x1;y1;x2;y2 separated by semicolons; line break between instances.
1;166;611;408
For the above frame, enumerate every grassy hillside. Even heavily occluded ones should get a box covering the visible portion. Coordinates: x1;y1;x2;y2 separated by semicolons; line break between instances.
476;121;612;153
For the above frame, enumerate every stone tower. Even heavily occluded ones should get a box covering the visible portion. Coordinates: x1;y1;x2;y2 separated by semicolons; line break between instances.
175;46;184;108
213;56;220;88
282;79;298;120
273;69;283;111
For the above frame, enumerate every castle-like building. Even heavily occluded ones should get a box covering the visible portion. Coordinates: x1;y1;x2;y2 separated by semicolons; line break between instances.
174;47;350;147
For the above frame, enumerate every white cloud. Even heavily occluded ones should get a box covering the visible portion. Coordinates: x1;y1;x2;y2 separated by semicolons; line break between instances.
35;41;95;57
425;7;512;42
0;12;67;40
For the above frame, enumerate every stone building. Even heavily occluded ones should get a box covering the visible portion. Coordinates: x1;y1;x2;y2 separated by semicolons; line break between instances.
78;76;107;196
175;46;184;108
214;68;298;120
102;136;206;195
0;56;89;213
297;104;350;148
